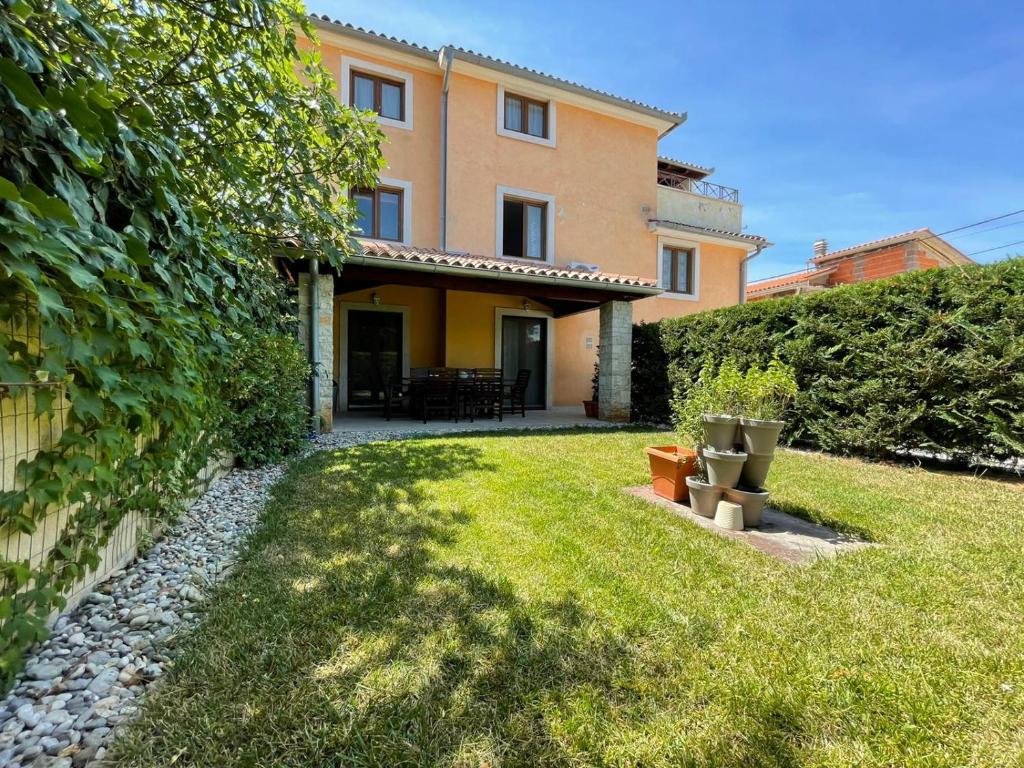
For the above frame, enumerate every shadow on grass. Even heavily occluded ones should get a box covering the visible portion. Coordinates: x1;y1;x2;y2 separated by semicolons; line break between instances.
768;498;877;543
113;439;804;768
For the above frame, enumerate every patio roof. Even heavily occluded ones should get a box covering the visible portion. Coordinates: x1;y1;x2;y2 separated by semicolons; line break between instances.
329;243;662;318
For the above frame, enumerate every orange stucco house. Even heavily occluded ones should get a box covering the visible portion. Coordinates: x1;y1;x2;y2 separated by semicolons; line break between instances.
296;16;770;430
746;229;972;301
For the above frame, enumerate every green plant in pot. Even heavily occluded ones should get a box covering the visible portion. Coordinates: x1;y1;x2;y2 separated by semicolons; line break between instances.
674;365;729;517
739;359;798;456
701;359;745;451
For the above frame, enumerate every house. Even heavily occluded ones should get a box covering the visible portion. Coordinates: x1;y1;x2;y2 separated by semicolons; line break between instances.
295;16;771;430
746;229;972;302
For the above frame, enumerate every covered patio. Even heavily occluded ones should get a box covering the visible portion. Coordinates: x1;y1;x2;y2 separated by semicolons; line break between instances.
297;244;661;431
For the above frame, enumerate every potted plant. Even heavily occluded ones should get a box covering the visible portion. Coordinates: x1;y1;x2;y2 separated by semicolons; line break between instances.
668;364;721;516
701;359;745;451
739;360;798;455
582;358;599;417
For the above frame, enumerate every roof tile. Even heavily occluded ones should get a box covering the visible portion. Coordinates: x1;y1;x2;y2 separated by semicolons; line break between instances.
360;243;658;288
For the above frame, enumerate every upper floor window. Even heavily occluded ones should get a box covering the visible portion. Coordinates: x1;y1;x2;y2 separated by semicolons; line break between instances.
496;186;555;262
504;92;548;139
351;186;404;242
503;197;546;259
351;70;404;121
341;56;414;130
660;246;696;295
496;86;556;147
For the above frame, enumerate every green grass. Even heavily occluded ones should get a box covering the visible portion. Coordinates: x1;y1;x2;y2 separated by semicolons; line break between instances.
108;429;1024;767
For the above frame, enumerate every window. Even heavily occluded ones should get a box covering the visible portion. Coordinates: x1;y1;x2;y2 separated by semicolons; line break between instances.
661;246;694;294
503;92;549;139
351;186;404;242
350;70;405;121
502;197;547;259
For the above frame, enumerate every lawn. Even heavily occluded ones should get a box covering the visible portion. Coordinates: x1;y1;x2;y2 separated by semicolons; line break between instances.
109;429;1024;767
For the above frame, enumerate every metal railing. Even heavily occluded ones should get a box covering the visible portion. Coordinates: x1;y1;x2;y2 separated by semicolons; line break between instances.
657;169;740;203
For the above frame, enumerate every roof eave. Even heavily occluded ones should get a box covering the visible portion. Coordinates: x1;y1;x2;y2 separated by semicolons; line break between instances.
351;253;663;296
649;219;773;250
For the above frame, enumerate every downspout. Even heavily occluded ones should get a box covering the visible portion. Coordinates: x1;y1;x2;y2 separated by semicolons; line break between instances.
309;257;320;427
439;46;454;251
738;245;763;304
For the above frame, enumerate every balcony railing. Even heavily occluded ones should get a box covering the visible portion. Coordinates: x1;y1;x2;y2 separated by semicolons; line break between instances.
657;168;740;203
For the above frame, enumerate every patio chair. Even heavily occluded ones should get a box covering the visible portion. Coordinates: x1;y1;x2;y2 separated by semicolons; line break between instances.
467;369;503;422
506;369;531;417
417;373;459;423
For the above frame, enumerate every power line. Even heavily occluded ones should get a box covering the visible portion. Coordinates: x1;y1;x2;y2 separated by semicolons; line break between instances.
966;239;1024;257
931;208;1024;238
944;217;1024;239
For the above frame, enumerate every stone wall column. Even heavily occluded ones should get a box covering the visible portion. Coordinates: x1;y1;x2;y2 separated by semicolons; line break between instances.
598;300;632;422
297;273;335;432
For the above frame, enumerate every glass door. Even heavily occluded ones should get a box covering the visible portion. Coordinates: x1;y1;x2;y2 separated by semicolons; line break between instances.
500;315;547;408
347;310;402;408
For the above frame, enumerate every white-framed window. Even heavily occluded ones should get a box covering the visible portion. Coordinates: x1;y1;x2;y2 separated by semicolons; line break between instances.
352;176;413;246
496;185;555;262
496;85;556;148
341;56;414;131
656;237;700;300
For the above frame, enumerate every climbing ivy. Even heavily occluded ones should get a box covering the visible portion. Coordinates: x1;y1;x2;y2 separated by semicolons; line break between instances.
0;0;382;689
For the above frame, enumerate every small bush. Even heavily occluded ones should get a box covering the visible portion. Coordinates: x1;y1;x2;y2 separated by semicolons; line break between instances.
222;333;311;467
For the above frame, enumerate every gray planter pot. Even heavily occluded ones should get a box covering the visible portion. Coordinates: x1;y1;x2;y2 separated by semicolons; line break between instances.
739;417;785;455
685;476;722;518
725;487;770;527
740;451;774;488
703;413;739;451
703;448;747;489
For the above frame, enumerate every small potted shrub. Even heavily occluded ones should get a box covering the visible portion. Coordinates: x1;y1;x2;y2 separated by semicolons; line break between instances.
663;365;720;516
739;360;798;455
582;358;598;417
701;359;744;451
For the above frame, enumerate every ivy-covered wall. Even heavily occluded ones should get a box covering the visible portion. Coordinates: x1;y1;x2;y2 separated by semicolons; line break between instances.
635;259;1024;463
0;0;382;689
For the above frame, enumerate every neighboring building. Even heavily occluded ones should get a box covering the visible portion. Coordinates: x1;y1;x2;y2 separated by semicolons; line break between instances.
295;16;770;429
746;229;972;302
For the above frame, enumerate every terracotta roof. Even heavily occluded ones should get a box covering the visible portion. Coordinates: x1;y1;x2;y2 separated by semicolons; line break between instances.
649;219;772;247
308;15;686;129
355;243;660;291
812;228;932;264
746;267;834;295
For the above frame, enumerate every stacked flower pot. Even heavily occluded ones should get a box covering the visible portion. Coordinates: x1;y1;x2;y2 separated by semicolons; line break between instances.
684;413;785;529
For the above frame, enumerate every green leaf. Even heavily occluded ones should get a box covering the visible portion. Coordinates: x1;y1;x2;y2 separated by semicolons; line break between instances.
21;185;77;226
0;176;20;201
0;58;48;110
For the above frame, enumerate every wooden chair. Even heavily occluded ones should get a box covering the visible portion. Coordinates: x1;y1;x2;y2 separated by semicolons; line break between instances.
417;373;459;423
506;369;531;417
467;369;503;422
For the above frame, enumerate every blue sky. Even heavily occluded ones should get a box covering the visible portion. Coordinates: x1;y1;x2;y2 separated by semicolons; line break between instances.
308;0;1024;280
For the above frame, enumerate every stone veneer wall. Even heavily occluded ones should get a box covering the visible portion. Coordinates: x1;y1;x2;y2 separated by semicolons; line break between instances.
297;273;334;432
597;300;633;422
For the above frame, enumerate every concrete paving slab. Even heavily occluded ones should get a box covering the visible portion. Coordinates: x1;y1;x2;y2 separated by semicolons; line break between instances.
625;485;875;565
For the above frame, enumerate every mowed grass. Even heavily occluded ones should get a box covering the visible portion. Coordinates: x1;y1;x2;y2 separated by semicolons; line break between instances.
109;429;1024;767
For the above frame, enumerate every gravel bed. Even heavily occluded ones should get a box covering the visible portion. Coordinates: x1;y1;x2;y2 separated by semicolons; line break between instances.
0;423;602;766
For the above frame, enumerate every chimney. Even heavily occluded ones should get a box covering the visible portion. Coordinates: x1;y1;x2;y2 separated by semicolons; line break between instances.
813;239;828;260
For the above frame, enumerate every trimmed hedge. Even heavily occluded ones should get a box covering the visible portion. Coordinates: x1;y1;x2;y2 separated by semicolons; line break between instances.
645;259;1024;462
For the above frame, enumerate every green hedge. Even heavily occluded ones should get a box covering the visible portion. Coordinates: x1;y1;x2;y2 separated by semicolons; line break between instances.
646;259;1024;462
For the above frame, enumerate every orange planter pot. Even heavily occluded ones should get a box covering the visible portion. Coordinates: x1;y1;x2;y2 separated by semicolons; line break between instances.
645;446;698;502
